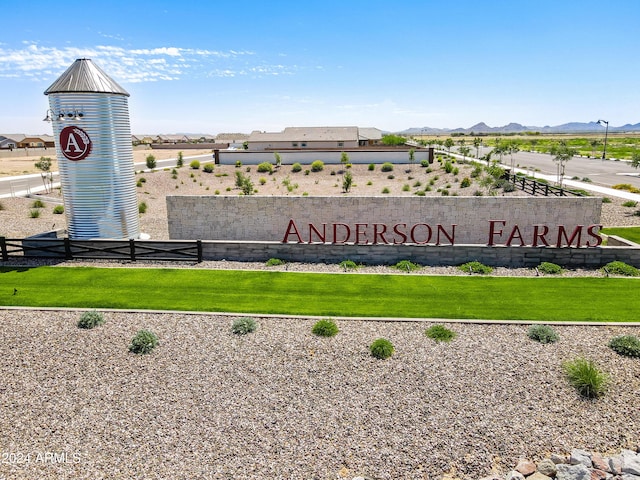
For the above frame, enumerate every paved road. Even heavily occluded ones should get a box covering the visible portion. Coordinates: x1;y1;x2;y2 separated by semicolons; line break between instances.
474;146;640;190
0;152;213;198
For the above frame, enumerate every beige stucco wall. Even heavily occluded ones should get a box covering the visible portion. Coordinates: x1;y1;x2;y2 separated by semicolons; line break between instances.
167;196;602;247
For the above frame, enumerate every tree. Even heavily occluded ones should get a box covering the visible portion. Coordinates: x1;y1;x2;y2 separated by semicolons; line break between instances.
507;140;520;173
590;139;601;158
34;157;53;194
408;148;415;170
444;138;454;153
472;137;482;158
176;151;184;168
459;146;471;161
342;170;353;193
550;141;576;188
340;151;349;168
146;154;156;170
381;134;406;146
631;150;640;169
274;152;282;168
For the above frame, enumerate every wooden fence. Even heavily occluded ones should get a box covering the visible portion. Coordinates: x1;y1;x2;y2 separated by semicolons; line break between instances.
505;173;584;197
0;237;202;262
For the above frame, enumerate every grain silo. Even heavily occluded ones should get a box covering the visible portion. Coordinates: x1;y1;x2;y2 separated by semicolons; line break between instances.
44;58;140;239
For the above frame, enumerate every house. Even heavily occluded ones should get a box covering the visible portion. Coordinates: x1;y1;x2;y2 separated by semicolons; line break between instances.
155;134;190;144
0;134;55;149
358;127;383;146
215;133;249;149
247;126;360;151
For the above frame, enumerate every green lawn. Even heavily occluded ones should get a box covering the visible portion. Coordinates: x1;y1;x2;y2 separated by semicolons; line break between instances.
1;266;638;322
602;227;640;244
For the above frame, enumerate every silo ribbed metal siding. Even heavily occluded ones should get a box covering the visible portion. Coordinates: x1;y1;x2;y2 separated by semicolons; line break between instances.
48;92;140;239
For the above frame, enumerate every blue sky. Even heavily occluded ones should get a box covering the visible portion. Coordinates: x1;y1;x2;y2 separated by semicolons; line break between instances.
1;0;638;135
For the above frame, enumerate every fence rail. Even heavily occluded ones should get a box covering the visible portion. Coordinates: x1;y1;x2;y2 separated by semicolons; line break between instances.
0;237;202;262
505;173;584;197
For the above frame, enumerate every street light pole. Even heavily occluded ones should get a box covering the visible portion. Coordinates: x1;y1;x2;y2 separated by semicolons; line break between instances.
597;119;609;160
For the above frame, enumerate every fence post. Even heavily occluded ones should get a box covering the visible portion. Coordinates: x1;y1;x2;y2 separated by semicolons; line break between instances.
197;239;203;263
0;237;7;262
64;237;72;260
545;184;549;196
129;239;136;262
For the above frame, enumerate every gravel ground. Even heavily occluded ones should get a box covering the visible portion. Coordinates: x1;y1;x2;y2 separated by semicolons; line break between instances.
1;156;640;479
0;309;639;480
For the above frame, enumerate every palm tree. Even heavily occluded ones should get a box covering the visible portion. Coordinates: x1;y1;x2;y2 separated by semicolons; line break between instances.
472;137;482;158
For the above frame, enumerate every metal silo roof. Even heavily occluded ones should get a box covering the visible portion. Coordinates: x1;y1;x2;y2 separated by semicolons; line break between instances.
44;58;129;96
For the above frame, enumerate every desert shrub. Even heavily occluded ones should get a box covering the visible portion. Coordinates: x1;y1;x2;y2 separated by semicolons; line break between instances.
0;201;4;210
538;262;563;275
402;184;410;192
53;205;64;214
312;319;339;337
266;258;285;266
176;151;184;167
622;200;638;208
339;259;358;270
311;160;324;172
563;357;608;398
473;190;483;196
459;261;493;274
291;162;302;172
387;174;395;179
415;190;425;196
29;209;41;218
203;163;215;173
440;189;449;196
420;160;430;167
231;317;257;335
394;260;420;272
460;177;471;188
502;182;516;192
235;160;242;168
527;324;559;344
368;163;375;171
129;330;159;354
608;335;640;358
443;161;454;173
190;160;200;169
425;324;457;343
136;179;143;187
370;338;394;359
138;202;147;214
602;197;612;203
381;162;394;172
257;162;274;173
31;199;45;208
145;154;156;169
77;310;105;329
603;261;639;277
381;187;390;194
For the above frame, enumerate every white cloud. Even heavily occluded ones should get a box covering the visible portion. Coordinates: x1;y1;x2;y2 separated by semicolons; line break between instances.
0;43;293;84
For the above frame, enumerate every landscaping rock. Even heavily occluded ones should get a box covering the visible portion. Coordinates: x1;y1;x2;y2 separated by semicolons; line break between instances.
571;449;594;468
505;471;526;480
516;459;537;476
528;472;552;480
556;463;591;480
538;458;558;477
622;450;640;476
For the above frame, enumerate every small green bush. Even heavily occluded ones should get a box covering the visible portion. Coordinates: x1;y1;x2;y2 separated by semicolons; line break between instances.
502;183;516;192
235;160;242;168
266;258;285;266
368;163;375;171
420;160;429;167
402;184;410;192
339;259;358;270
77;310;105;329
443;161;454;173
563;357;608;398
231;317;257;335
53;205;64;214
145;154;156;169
31;199;45;208
381;162;394;172
394;260;420;272
370;338;394;359
291;162;302;172
203;163;215;173
29;209;41;218
460;177;471;188
190;160;200;169
601;197;612;203
538;262;563;275
381;187;390;194
425;324;456;343
608;335;640;358
138;202;147;214
459;261;493;274
527;324;559;344
622;200;638;208
603;261;639;277
257;162;274;173
312;319;339;337
311;160;324;172
129;330;159;354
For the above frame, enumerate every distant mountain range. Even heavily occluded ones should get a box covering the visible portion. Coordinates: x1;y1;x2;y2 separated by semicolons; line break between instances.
398;121;640;135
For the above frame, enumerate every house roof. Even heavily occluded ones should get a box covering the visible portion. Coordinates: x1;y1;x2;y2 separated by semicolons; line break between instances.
44;58;129;96
249;126;359;143
0;134;54;143
358;127;383;141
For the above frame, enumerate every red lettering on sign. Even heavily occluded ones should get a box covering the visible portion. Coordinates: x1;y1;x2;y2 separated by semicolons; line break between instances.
506;225;525;247
557;225;583;247
282;219;303;243
487;220;506;246
393;224;408;244
586;224;603;247
436;224;456;245
308;223;326;243
372;223;388;244
532;225;550;247
333;223;351;244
